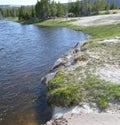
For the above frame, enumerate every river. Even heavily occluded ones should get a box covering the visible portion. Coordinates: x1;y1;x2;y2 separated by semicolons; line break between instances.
0;20;88;125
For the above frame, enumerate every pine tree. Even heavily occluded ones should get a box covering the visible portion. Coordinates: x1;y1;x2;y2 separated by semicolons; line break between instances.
57;2;65;17
51;1;57;17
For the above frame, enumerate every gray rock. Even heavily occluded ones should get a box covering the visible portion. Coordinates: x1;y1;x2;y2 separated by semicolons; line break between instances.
41;72;56;84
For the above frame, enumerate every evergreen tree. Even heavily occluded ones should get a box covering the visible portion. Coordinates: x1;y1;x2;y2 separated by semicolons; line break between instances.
50;1;57;17
35;0;50;19
0;8;3;18
110;0;117;10
57;2;65;17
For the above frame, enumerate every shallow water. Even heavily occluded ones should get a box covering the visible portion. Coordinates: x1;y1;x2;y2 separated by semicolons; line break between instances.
0;20;88;125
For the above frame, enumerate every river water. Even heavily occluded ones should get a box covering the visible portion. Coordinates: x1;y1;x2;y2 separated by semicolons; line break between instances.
0;20;88;125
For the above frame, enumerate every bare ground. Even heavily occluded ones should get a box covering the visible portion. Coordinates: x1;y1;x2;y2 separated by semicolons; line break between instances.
47;113;120;125
71;13;120;26
46;105;120;125
65;112;120;125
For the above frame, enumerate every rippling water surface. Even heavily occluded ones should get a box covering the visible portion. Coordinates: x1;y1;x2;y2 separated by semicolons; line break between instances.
0;20;88;125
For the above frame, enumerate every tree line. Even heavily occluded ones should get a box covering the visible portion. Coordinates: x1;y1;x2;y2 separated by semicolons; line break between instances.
35;0;66;19
0;8;19;18
0;0;118;20
68;0;118;17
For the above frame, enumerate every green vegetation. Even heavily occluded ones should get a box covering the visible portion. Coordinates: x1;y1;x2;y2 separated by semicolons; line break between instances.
35;0;66;20
0;0;118;21
0;7;19;18
81;41;107;51
82;74;120;109
4;17;18;22
68;0;116;17
47;71;120;110
18;6;35;20
37;18;77;29
47;41;120;110
82;24;120;39
47;71;81;107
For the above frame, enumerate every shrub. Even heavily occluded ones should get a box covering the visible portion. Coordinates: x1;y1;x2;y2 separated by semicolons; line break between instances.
47;85;81;106
47;71;81;107
113;11;117;14
97;96;108;109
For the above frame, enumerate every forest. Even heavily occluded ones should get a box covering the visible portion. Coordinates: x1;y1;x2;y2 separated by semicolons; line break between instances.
0;0;119;21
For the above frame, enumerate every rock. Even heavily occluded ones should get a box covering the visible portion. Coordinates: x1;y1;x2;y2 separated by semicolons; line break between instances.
52;62;66;71
41;72;56;84
51;58;67;71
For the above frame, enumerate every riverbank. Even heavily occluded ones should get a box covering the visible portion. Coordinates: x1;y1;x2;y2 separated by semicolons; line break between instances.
44;37;120;125
4;13;120;124
39;13;120;125
3;17;18;22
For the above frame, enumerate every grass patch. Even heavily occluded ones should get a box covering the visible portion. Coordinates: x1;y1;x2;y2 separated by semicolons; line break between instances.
36;19;82;31
82;24;120;39
47;71;120;110
79;74;120;110
4;17;18;22
81;41;107;51
47;71;81;107
36;19;70;27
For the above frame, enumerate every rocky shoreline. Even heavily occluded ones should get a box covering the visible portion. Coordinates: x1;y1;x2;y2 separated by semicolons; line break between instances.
41;38;120;125
41;41;83;84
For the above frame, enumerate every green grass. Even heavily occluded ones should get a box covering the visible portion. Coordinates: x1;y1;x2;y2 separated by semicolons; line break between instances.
47;71;81;107
81;41;107;51
47;71;120;110
4;17;18;22
36;19;82;31
82;24;120;39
